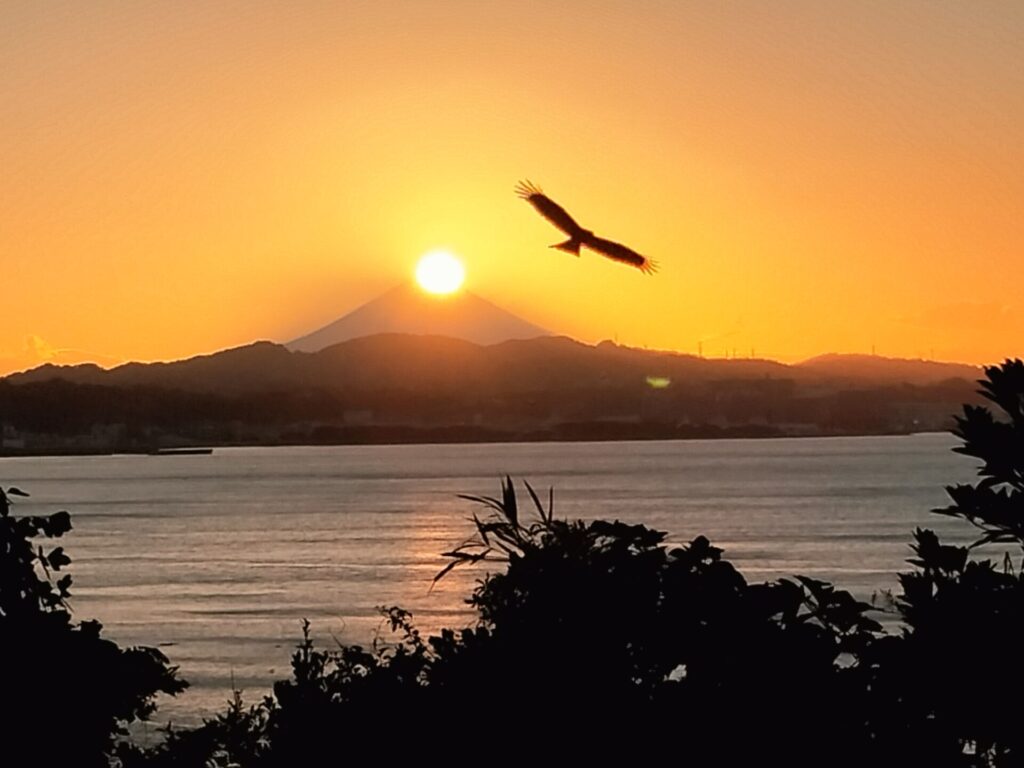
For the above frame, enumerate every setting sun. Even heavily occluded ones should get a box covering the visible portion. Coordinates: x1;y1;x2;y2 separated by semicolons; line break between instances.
415;250;465;295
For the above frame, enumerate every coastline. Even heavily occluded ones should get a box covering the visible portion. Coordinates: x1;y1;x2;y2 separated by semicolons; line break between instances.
0;426;946;459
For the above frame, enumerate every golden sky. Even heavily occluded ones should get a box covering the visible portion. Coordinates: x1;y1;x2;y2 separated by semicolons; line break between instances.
2;1;1021;373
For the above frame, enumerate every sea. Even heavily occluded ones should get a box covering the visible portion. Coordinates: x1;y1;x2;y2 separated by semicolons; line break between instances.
0;434;983;727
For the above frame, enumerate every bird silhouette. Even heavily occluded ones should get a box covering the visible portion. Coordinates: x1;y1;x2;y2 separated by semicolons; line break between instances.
515;180;656;274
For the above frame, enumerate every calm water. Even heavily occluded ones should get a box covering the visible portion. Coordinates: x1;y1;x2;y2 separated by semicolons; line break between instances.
0;434;980;725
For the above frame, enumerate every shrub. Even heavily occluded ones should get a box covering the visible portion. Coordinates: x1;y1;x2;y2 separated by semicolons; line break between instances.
0;486;187;767
134;479;884;763
870;360;1024;766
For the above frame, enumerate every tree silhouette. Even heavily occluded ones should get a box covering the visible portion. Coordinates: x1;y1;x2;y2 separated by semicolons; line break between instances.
865;359;1024;766
0;486;187;767
131;478;887;764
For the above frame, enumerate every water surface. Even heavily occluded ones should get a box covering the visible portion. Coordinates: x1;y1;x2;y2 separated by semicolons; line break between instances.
0;434;979;724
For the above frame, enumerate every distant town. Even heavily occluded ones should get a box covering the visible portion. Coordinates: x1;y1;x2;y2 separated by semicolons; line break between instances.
0;332;982;456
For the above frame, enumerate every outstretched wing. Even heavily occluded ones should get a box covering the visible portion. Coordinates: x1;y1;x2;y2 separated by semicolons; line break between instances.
585;235;657;274
515;180;584;237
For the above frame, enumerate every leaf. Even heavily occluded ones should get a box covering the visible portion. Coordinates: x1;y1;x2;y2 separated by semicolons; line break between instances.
48;546;71;570
524;480;546;522
472;514;490;546
430;547;494;589
56;574;73;597
500;476;518;527
44;511;72;537
457;494;505;515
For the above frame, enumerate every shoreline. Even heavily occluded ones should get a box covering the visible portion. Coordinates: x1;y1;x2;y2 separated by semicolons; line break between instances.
0;428;947;459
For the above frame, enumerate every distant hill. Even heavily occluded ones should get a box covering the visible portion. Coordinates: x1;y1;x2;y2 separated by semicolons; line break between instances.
7;338;981;395
8;343;298;394
797;353;981;385
4;336;807;395
287;283;550;352
2;337;986;453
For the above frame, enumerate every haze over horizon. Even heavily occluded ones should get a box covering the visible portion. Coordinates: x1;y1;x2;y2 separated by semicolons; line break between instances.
3;2;1021;374
0;282;990;378
0;273;1013;376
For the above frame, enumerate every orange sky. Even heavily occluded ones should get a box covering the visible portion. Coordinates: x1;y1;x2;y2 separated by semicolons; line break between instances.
2;1;1021;374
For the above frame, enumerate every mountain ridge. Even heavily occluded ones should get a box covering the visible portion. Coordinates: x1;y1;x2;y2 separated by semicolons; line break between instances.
797;352;981;384
1;336;986;453
5;335;980;394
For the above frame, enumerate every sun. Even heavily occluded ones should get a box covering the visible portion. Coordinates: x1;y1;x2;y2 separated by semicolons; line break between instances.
415;250;465;295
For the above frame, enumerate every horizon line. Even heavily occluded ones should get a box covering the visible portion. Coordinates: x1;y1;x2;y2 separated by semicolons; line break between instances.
0;332;988;379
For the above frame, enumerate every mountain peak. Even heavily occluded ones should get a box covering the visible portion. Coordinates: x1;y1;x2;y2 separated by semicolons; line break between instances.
286;282;550;352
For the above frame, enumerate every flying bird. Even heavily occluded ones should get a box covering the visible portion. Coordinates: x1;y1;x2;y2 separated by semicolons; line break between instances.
515;180;656;274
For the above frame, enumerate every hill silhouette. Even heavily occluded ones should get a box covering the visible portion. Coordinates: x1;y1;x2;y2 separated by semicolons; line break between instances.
0;336;985;453
7;337;978;394
798;353;980;384
287;283;550;352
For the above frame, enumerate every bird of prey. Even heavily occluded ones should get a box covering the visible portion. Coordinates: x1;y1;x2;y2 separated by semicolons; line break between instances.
515;180;656;274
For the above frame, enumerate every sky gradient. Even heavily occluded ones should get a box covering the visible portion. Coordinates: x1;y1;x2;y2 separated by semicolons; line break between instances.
2;1;1021;373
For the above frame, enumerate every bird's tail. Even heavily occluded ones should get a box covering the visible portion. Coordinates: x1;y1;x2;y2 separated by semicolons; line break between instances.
550;237;582;256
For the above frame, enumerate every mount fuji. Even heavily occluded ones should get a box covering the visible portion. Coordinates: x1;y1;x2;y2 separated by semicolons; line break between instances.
287;283;550;352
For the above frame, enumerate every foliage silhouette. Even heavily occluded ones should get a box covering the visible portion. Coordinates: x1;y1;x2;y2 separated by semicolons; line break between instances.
866;358;1024;766
0;486;187;767
127;481;889;764
16;358;1024;765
